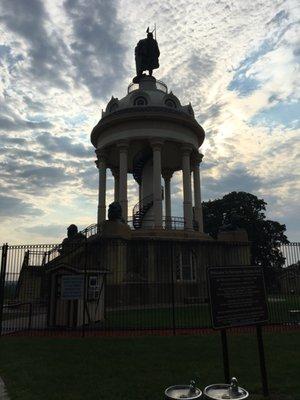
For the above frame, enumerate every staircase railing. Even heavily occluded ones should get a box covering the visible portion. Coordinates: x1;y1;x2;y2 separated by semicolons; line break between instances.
43;223;99;264
133;193;153;216
132;148;152;185
80;223;99;238
132;194;154;229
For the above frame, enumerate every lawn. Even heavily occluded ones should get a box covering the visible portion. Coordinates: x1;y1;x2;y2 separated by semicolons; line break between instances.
0;332;299;400
101;295;300;329
1;296;299;331
103;303;211;329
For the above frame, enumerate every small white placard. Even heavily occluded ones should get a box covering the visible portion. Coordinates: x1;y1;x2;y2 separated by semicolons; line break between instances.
61;275;84;300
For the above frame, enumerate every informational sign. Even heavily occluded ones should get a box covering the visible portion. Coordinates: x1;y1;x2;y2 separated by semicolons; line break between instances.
61;275;84;300
207;266;268;329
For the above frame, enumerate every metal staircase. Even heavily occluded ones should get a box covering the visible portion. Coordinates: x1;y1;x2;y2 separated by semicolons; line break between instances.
132;148;154;229
132;148;152;184
132;194;154;229
132;147;165;229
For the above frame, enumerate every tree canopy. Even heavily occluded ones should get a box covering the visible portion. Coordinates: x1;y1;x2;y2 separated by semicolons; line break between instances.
202;192;289;274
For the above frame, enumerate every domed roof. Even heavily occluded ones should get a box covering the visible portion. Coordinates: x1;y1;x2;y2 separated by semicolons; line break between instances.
91;75;205;149
103;76;195;118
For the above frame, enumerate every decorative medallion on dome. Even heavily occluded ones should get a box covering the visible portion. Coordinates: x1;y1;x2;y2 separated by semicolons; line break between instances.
133;96;148;106
163;92;180;109
109;103;118;112
165;99;177;108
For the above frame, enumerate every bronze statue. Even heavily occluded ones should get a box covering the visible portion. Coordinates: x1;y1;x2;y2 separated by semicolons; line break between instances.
134;28;160;82
108;202;123;221
219;212;243;232
59;224;85;254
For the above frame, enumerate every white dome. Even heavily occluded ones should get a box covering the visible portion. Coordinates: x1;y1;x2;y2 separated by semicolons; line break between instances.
103;76;195;118
91;75;205;157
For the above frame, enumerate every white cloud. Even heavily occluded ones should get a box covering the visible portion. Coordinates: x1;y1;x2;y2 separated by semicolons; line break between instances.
0;0;299;243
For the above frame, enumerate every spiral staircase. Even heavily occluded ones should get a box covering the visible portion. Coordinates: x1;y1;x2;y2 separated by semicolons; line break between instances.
132;194;154;229
132;148;152;185
132;148;155;229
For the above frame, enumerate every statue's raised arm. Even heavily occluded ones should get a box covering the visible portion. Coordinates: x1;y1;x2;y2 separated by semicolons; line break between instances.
133;28;160;83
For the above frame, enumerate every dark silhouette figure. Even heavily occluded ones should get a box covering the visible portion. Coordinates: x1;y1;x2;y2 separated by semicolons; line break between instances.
108;202;122;221
60;224;85;254
134;30;160;82
219;212;243;232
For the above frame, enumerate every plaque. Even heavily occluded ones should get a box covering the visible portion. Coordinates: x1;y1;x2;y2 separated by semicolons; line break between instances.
207;266;268;329
61;274;84;300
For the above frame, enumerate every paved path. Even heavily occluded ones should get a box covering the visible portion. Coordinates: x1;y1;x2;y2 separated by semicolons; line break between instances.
1;313;47;335
0;377;10;400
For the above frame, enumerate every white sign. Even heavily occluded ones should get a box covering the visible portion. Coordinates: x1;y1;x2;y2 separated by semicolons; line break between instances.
61;275;84;300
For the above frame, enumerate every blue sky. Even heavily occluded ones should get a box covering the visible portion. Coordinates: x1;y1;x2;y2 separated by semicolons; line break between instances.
0;0;299;243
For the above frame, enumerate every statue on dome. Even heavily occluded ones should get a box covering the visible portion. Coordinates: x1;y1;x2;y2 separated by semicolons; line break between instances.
133;27;160;83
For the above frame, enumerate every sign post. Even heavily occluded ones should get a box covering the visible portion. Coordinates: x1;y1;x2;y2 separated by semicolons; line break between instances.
256;324;269;397
221;329;230;383
207;266;269;396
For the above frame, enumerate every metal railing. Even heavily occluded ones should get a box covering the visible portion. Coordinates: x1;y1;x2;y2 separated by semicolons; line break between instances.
128;216;198;231
1;241;299;336
80;223;99;238
128;79;168;94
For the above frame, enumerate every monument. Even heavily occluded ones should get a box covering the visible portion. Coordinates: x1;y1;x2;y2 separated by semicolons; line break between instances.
92;28;206;237
15;30;251;326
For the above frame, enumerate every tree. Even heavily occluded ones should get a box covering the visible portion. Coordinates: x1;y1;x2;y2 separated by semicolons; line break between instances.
202;191;289;288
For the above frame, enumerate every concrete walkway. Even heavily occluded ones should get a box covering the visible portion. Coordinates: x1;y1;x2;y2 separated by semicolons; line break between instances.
1;313;47;335
0;377;10;400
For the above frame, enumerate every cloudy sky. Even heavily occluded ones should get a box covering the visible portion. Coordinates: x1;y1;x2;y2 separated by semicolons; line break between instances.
0;0;299;244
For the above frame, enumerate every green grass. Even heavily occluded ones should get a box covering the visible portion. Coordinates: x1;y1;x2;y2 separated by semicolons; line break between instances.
1;296;299;330
267;295;300;323
2;295;298;328
103;304;211;329
0;332;299;400
101;296;300;329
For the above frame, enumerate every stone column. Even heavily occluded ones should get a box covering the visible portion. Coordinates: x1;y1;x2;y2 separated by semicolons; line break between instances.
182;145;193;230
162;169;173;229
139;183;142;204
117;141;128;222
111;168;119;202
151;139;164;228
96;149;106;225
192;154;204;232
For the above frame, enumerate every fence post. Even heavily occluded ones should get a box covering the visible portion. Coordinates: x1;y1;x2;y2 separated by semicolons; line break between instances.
170;243;176;335
0;244;8;337
82;238;88;338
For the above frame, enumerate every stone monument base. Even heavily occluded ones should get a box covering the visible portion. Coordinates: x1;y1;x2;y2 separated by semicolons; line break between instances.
99;220;132;240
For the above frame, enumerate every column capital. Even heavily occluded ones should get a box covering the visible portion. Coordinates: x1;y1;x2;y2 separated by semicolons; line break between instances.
181;144;194;155
162;169;174;180
150;138;164;150
192;153;204;169
95;148;106;159
117;140;129;152
95;149;106;168
111;167;119;178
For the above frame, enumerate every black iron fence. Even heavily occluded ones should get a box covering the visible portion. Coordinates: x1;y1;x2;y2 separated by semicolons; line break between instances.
0;240;299;336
